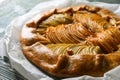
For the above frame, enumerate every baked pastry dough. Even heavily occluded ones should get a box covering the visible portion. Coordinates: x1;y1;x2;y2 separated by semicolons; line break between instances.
20;5;120;78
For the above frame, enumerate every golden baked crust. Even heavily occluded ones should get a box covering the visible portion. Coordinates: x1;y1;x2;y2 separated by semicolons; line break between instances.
20;5;120;78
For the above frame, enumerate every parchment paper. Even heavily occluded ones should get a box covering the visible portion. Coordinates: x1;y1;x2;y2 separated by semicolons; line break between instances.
4;0;120;80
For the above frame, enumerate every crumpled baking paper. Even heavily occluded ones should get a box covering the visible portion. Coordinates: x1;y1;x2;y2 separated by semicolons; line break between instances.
0;0;50;37
3;0;120;80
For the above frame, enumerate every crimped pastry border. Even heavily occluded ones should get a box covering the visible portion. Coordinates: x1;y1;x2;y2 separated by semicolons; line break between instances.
20;5;120;78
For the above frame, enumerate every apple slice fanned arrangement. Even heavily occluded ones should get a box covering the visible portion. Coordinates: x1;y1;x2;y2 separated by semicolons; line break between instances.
20;5;120;78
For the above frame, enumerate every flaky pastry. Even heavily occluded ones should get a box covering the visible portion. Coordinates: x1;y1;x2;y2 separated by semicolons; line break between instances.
20;5;120;78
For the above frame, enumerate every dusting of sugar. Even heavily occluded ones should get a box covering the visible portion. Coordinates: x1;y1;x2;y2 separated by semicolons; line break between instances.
22;26;35;39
